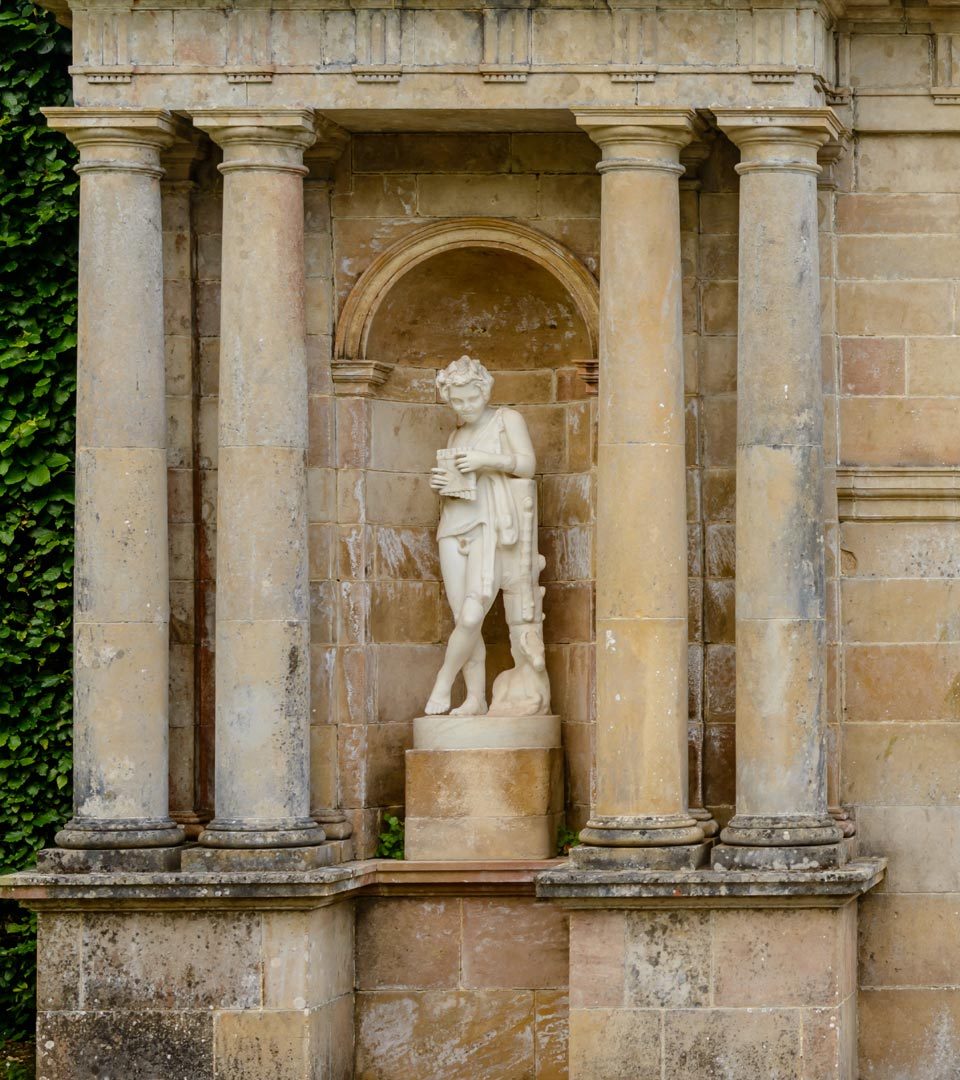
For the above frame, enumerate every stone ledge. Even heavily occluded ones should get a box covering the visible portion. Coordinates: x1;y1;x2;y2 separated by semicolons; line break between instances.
0;857;566;910
535;856;886;908
837;466;960;521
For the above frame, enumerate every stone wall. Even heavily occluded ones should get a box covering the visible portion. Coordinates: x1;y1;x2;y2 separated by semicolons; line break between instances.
833;138;960;1072
35;902;355;1079
355;892;568;1078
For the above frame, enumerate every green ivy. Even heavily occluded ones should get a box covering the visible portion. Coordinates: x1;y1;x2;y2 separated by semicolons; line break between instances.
375;814;405;860
0;0;77;1040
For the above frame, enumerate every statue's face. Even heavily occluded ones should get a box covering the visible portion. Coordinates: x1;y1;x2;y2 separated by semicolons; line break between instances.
448;381;489;424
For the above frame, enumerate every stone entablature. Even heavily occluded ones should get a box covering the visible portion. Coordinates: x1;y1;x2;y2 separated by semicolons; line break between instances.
64;0;841;104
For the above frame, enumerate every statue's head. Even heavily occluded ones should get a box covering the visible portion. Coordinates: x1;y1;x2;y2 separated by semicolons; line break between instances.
437;355;494;425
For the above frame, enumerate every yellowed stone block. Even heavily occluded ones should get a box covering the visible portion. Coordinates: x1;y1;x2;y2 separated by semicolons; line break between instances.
568;1008;661;1080
356;989;536;1079
837;281;953;336
405;813;562;860
417;174;538;218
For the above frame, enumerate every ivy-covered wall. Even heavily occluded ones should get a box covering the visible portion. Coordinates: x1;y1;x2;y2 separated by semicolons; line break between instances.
0;1;76;1039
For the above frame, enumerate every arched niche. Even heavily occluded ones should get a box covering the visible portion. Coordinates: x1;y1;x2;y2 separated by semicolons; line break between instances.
332;217;599;394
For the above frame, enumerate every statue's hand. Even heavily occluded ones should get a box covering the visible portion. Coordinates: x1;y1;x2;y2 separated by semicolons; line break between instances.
429;467;449;493
455;450;492;474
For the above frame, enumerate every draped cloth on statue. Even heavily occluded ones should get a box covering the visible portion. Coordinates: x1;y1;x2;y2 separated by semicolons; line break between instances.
437;407;519;601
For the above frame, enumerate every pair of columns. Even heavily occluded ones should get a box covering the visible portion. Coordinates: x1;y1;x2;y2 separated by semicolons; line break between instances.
574;106;845;870
45;107;331;857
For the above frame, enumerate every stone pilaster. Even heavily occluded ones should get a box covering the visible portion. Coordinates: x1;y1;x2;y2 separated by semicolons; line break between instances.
43;109;184;855
713;108;846;870
189;109;325;863
571;108;708;869
302;123;353;846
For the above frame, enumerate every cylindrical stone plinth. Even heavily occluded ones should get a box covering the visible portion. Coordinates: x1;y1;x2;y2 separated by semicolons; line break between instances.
570;109;707;868
192;109;323;850
405;715;563;861
43;109;184;851
714;109;845;869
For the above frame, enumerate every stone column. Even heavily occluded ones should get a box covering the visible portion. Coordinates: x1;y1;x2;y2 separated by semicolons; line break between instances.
571;109;708;869
713;108;845;870
189;109;326;865
43;109;184;856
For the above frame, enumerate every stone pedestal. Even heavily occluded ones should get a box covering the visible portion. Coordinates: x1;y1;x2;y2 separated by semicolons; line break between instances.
405;715;563;861
539;858;885;1080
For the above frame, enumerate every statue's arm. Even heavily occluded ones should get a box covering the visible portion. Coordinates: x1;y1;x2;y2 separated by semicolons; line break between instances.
500;409;536;478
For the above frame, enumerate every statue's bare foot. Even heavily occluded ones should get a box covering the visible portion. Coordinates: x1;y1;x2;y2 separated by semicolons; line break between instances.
451;695;487;717
425;688;451;715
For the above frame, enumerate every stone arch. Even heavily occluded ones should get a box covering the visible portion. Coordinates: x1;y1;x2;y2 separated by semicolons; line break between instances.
332;217;599;392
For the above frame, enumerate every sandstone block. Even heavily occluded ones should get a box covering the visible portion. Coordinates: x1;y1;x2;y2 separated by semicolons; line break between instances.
405;814;562;861
356;897;460;990
37;1010;213;1080
405;731;557;814
181;844;335;872
534;990;569;1080
355;989;536;1079
713;906;853;1007
461;899;569;990
213;1009;313;1080
81;911;261;1010
662;1007;800;1079
417;174;538;218
568;1007;661;1080
840;337;905;395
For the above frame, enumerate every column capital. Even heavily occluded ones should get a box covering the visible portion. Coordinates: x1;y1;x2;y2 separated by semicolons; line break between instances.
304;116;350;181
713;107;848;175
573;108;703;174
43;108;181;175
191;108;317;174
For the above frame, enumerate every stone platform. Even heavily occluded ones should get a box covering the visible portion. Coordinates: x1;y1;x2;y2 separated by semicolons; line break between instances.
405;714;563;861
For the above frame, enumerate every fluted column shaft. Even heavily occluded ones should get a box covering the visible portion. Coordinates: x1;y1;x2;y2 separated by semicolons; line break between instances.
192;109;323;849
572;109;706;868
714;108;844;869
44;109;184;850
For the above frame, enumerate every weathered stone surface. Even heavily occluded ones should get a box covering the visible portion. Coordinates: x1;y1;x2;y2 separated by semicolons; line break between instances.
663;1007;801;1079
568;1008;661;1080
81;911;262;1010
181;844;336;872
356;897;460;990
36;846;182;873
355;990;536;1079
36;1010;213;1080
461;898;569;990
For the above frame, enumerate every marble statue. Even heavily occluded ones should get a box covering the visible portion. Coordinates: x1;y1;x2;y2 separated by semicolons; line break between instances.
425;356;550;717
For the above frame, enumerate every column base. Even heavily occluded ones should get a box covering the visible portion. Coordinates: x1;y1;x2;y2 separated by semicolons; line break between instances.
719;814;843;848
570;840;713;870
830;805;858;838
198;818;325;848
312;808;353;840
689;807;720;838
181;843;336;872
55;817;185;850
578;814;706;848
37;846;182;873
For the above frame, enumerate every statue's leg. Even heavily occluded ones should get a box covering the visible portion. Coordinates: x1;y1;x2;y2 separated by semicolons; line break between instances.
426;535;500;716
425;538;469;715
